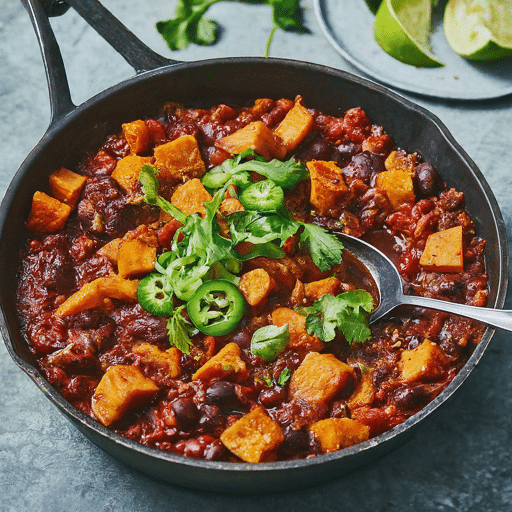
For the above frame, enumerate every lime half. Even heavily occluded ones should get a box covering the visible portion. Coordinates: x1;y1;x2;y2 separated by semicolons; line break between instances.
374;0;444;68
444;0;512;61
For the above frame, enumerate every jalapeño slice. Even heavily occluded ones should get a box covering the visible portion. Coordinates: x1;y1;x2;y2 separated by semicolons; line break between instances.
137;273;174;317
187;280;246;336
239;180;284;211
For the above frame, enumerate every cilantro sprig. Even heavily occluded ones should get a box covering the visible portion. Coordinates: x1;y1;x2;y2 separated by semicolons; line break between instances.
156;0;309;56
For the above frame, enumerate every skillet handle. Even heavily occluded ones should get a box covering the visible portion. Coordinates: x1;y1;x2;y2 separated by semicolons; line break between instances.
63;0;177;73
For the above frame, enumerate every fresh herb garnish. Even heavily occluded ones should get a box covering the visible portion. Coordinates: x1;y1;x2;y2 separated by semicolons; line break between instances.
250;324;290;361
277;367;291;386
166;304;195;354
156;0;309;57
298;289;374;344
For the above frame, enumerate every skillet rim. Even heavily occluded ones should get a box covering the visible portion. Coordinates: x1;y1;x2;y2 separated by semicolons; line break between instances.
0;56;508;486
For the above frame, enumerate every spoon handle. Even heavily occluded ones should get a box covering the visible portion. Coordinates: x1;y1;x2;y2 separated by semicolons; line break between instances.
401;295;512;332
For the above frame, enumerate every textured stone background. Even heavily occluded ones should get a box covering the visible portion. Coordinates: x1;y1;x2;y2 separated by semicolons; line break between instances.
1;1;512;510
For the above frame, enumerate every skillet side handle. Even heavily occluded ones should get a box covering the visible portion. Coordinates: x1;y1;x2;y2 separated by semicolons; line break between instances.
64;0;178;73
22;0;76;126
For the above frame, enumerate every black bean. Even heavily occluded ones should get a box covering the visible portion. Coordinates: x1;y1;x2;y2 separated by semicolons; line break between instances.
205;381;241;412
282;426;310;452
415;162;441;197
172;397;199;428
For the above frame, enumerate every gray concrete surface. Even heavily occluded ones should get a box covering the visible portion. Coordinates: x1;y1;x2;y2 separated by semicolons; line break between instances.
1;1;512;510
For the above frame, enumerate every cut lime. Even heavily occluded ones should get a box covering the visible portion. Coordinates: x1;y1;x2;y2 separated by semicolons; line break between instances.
374;0;444;68
444;0;512;61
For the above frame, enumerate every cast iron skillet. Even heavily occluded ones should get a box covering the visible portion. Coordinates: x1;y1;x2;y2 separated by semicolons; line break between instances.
1;0;508;494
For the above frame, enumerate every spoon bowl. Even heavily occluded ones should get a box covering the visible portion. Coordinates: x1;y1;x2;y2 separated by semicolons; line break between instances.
338;233;512;330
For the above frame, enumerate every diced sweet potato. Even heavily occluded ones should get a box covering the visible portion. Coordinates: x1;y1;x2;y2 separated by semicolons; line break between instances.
361;133;394;155
92;365;159;426
272;307;324;352
215;121;286;161
122;119;151;155
170;178;212;217
238;268;275;307
154;135;206;182
273;97;313;152
55;274;139;318
25;191;72;233
307;160;349;214
192;342;249;383
220;406;284;462
375;169;415;210
399;339;449;383
347;369;375;410
133;342;181;379
48;167;87;209
111;155;152;199
384;149;417;173
289;352;354;404
97;238;122;264
304;277;342;302
117;239;157;279
309;418;370;453
419;226;463;272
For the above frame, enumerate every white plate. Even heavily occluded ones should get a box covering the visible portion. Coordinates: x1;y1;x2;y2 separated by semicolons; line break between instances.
314;0;512;100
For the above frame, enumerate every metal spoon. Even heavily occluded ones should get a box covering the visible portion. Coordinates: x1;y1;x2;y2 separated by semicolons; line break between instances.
338;233;512;330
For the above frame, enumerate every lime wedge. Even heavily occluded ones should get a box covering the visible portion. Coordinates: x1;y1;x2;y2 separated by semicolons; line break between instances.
444;0;512;61
374;0;444;68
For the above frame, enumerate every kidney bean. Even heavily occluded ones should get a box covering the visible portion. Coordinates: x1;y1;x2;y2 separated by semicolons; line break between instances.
205;381;242;413
415;162;441;197
172;398;200;429
258;387;286;408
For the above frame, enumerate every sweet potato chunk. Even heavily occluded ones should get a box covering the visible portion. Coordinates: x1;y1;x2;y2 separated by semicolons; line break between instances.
192;342;249;383
96;238;122;264
375;169;415;210
238;268;275;307
289;352;354;404
122;119;151;155
384;149;417;173
55;274;139;317
111;155;152;199
304;277;342;302
25;191;72;233
307;160;349;214
48;167;87;209
92;365;159;426
154;135;206;182
216;121;286;161
170;178;212;217
220;406;284;462
117;239;157;279
273;98;313;152
272;307;324;352
419;226;463;272
133;342;181;379
309;418;370;453
399;339;449;383
347;369;375;410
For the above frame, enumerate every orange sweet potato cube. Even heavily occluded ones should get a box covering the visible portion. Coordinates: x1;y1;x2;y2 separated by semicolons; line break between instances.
307;160;349;214
399;339;449;383
384;149;417;173
304;277;342;302
133;342;181;379
92;365;159;426
375;169;415;210
220;406;284;462
272;307;324;352
273;98;313;152
122;119;151;155
192;342;249;383
170;178;212;217
48;167;87;209
216;121;286;161
347;370;375;410
117;239;157;279
154;135;206;182
238;268;275;307
309;418;370;453
25;191;72;233
111;155;152;198
55;274;139;317
419;226;463;272
289;352;354;404
97;238;122;264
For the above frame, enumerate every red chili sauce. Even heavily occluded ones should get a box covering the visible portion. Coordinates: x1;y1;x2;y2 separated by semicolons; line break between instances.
16;98;488;462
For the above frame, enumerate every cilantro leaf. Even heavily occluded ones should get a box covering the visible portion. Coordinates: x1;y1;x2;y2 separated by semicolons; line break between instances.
250;324;290;361
277;367;291;386
167;305;195;354
302;290;374;344
299;223;344;272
